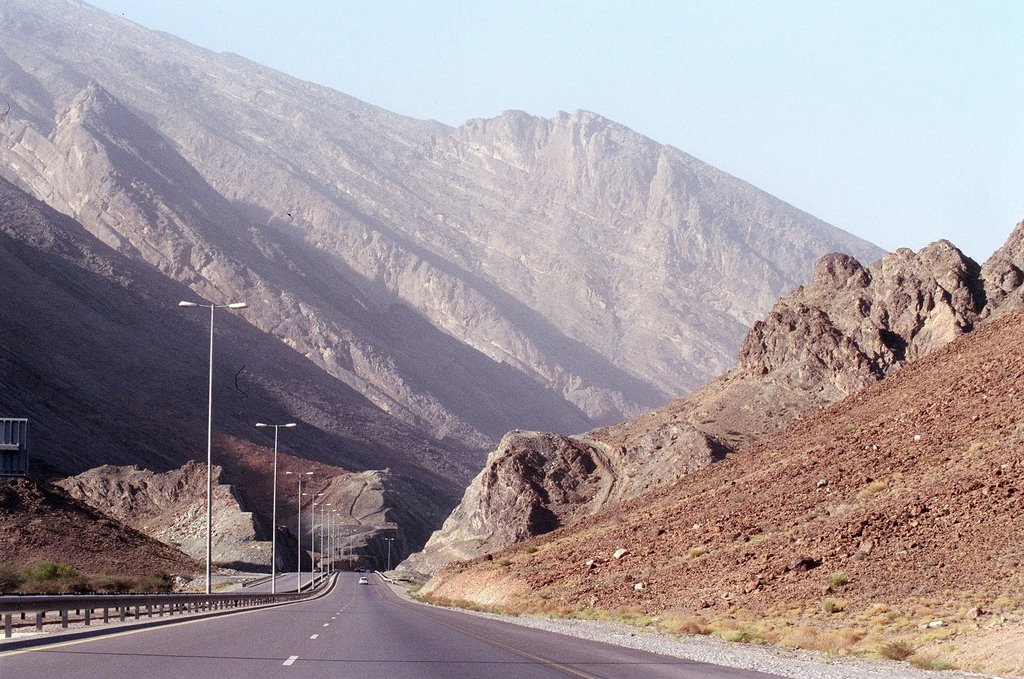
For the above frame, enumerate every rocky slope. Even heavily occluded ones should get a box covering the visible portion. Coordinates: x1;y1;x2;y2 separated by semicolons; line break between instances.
57;462;275;570
406;225;1023;572
0;0;883;455
421;304;1024;672
0;173;460;569
0;476;198;581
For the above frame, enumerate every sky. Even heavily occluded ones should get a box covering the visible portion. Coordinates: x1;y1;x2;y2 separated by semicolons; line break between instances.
87;0;1023;263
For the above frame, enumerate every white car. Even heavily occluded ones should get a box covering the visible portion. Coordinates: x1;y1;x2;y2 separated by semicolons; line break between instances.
358;576;369;585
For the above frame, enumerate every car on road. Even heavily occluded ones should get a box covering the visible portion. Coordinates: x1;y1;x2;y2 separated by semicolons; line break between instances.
358;576;369;585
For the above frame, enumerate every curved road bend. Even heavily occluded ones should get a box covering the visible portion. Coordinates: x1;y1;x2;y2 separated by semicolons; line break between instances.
0;573;780;679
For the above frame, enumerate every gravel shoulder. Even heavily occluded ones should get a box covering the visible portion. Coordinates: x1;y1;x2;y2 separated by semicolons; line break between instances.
385;580;997;679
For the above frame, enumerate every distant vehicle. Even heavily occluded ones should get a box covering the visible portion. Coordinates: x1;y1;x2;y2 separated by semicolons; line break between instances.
358;576;369;585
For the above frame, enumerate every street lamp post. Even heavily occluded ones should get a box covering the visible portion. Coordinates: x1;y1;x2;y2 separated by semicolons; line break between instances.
384;536;395;572
310;493;326;583
319;502;331;580
285;470;313;592
179;299;247;595
255;422;296;594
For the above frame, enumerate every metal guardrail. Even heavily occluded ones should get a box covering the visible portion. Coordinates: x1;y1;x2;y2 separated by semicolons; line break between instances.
0;580;326;639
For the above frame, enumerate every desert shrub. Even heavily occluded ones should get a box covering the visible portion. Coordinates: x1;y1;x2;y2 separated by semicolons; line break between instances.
821;597;845;613
135;570;174;593
909;654;956;671
91;575;136;594
22;560;77;582
662;612;711;636
857;480;888;499
0;565;21;592
722;629;752;643
878;639;915;660
780;625;863;654
524;546;539;554
827;571;850;588
497;558;512;567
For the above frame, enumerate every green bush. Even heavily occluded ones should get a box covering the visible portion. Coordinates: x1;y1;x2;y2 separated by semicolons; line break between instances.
827;571;849;588
135;570;174;593
22;560;78;582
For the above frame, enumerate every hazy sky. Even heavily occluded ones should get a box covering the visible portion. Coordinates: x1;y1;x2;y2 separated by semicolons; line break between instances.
87;0;1022;262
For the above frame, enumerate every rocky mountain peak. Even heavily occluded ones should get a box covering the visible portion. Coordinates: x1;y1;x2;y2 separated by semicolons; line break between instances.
740;238;986;396
982;218;1024;314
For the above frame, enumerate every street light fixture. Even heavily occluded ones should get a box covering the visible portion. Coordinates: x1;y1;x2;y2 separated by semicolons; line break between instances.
255;421;296;594
285;470;313;592
383;536;395;572
179;299;248;594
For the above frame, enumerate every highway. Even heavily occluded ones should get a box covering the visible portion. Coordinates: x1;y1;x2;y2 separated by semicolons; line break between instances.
0;573;780;678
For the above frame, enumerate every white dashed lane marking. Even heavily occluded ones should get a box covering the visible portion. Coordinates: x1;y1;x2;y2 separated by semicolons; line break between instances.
310;634;319;640
283;655;298;666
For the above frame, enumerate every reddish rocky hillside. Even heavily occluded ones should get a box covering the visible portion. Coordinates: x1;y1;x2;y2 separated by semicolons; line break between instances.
407;226;1024;573
423;305;1024;670
0;477;199;583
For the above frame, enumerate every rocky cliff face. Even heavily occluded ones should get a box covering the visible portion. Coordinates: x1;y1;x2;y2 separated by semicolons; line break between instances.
57;462;272;570
407;232;1023;573
0;0;883;458
982;219;1024;315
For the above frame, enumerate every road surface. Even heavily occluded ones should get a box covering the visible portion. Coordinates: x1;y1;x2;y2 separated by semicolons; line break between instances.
0;573;780;678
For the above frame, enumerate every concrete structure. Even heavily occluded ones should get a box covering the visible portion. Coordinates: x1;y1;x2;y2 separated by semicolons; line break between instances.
0;418;28;476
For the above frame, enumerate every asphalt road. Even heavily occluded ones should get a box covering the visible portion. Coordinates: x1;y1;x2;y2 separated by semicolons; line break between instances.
0;573;780;678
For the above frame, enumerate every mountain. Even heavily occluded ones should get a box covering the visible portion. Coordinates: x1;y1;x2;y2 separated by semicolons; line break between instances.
406;225;1023;572
0;0;884;459
419;298;1024;674
0;174;458;562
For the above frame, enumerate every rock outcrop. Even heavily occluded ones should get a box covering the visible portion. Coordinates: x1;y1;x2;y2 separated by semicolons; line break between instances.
58;462;273;570
982;219;1024;315
407;232;1023;573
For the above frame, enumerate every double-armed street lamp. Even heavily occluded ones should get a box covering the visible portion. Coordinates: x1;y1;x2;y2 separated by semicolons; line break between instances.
255;422;296;594
285;470;313;592
178;299;248;594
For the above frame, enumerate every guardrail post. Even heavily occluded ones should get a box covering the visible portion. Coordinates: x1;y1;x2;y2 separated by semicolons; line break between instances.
4;613;11;638
103;607;109;623
119;606;125;622
84;608;91;626
60;609;68;629
35;611;43;631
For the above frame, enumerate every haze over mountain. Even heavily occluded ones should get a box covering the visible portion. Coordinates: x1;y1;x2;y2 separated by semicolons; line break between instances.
0;0;882;458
